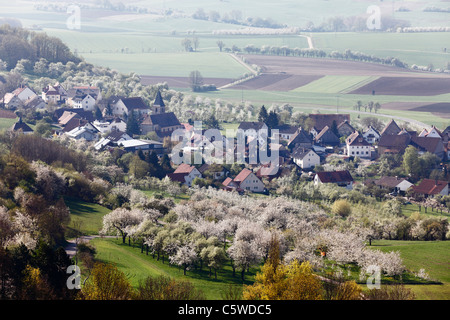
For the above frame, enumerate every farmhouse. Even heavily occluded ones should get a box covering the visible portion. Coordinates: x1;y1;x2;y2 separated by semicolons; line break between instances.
167;163;202;187
346;131;371;159
314;170;354;189
410;179;449;197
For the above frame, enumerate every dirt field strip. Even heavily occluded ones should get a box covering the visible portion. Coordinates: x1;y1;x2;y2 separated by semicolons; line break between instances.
299;34;314;49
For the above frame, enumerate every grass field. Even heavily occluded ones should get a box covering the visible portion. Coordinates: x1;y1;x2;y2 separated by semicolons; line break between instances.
0;117;17;131
369;240;450;300
65;196;111;236
91;237;254;299
79;52;249;78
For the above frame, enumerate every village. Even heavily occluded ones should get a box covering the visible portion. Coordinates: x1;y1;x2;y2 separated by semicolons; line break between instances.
2;82;450;208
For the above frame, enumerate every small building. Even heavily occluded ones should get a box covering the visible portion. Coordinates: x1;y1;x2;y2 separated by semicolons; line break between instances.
410;179;449;197
410;136;445;160
65;123;100;141
71;94;96;112
167;163;202;187
10;117;33;134
373;176;413;194
378;134;411;155
314;170;354;189
291;147;320;170
273;124;300;141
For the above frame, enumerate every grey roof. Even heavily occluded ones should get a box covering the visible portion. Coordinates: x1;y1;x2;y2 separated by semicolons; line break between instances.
291;147;315;160
120;97;149;110
238;121;267;131
11;118;33;132
154;90;165;107
147;112;181;127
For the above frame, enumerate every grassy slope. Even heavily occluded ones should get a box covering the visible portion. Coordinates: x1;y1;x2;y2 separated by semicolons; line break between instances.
369;240;450;300
64;196;111;236
91;237;254;300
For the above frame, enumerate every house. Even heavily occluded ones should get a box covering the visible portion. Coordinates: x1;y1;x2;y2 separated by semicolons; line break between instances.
93;118;127;134
111;97;150;117
65;123;100;141
118;139;164;154
418;126;442;139
67;86;102;105
237;121;269;145
167;163;202;187
337;120;355;138
380;119;401;137
224;168;265;193
291;147;320;170
308;114;350;132
377;134;411;155
94;130;133;151
346;131;371;159
410;179;449;197
71;94;97;112
23;95;46;110
42;83;67;104
53;107;94;124
314;170;354;189
287;128;313;150
198;163;228;180
10;117;33;134
372;176;413;194
273;124;300;141
410;136;445;160
11;87;37;102
363;126;381;144
1;93;23;109
314;126;340;146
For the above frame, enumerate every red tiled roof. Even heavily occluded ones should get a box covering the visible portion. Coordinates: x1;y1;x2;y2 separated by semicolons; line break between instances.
411;179;448;195
173;163;195;174
234;168;253;183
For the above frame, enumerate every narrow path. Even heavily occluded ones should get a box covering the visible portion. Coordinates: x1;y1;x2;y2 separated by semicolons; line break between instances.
299;34;314;49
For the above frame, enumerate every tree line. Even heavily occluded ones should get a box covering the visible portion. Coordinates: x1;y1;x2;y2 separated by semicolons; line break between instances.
0;25;80;71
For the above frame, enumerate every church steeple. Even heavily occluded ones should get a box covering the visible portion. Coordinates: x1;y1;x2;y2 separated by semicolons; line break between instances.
152;90;165;114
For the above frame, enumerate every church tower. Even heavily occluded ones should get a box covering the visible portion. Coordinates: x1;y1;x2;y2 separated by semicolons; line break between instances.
152;90;165;114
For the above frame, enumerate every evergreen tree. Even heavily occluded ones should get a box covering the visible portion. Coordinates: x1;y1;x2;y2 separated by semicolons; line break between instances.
258;105;268;123
126;111;140;137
